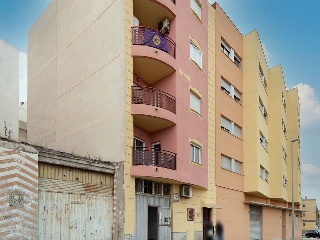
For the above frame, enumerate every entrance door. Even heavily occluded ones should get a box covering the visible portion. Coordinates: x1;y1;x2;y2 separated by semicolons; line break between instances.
133;138;145;165
158;207;171;240
249;205;262;240
148;207;158;240
203;208;213;239
152;142;161;166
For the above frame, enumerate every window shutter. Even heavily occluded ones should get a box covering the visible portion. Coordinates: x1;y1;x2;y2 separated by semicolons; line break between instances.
233;124;242;138
190;92;201;113
221;116;232;132
221;79;231;95
190;0;201;19
221;155;231;170
234;161;242;174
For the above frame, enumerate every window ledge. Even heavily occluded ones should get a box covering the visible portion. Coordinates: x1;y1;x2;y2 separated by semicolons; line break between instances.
189;161;203;167
221;167;242;175
189;58;203;72
189;108;202;118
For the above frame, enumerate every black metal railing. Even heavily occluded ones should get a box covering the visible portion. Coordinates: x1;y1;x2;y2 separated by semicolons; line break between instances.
132;147;176;170
132;86;176;114
132;26;176;58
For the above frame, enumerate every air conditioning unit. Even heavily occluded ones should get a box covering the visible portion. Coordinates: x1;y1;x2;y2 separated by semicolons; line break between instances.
180;185;192;198
157;17;170;35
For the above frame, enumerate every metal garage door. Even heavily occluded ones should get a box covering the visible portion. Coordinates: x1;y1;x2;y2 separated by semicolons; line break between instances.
250;205;262;240
38;163;113;240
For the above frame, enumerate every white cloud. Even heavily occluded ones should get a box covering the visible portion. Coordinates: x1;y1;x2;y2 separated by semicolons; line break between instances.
19;52;27;104
262;43;271;62
294;83;320;126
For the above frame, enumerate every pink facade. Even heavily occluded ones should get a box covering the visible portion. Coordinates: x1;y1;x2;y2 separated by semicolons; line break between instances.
131;0;209;188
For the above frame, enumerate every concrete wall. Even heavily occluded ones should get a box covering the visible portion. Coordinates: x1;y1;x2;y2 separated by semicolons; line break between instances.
0;39;19;140
28;0;126;163
0;140;38;239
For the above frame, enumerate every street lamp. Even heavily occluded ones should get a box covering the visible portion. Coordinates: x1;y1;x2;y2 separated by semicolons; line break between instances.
291;138;299;240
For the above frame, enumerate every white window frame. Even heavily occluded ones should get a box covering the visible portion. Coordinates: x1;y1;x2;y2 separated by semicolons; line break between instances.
260;165;269;182
259;97;267;120
190;41;202;69
259;63;267;88
221;39;241;68
221;78;242;103
190;143;201;164
259;131;268;151
190;91;201;114
190;0;201;19
221;115;242;139
282;176;287;187
221;154;242;174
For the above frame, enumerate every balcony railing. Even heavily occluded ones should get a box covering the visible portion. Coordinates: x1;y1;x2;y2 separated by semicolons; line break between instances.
132;26;176;58
132;147;176;170
132;86;176;114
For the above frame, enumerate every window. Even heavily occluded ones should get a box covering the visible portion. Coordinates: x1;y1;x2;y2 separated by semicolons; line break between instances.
259;131;268;151
234;55;241;68
221;155;242;174
190;91;201;114
260;165;269;182
282;147;286;161
187;208;195;221
190;0;201;19
221;41;230;57
259;64;267;88
135;178;171;196
233;124;242;139
282;92;286;108
190;41;202;68
221;116;242;138
283;176;287;187
259;97;268;121
190;143;201;164
234;89;241;103
221;116;232;133
221;78;231;95
221;78;242;103
221;39;241;68
282;120;286;133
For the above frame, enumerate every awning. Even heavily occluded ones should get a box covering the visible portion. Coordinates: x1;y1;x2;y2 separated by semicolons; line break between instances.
201;200;222;209
243;201;303;212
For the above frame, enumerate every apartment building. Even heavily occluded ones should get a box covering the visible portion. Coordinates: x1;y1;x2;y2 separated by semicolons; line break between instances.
302;197;318;233
27;0;301;239
213;3;302;239
28;0;216;239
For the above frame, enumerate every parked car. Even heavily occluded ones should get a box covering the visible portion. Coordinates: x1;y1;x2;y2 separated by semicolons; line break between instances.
305;230;320;238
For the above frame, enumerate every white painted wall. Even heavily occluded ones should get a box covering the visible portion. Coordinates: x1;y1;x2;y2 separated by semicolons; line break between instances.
0;39;19;140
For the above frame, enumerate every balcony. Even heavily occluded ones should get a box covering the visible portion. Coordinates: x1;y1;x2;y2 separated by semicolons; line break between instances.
131;86;176;133
131;26;176;85
132;86;176;114
132;26;175;58
133;147;176;170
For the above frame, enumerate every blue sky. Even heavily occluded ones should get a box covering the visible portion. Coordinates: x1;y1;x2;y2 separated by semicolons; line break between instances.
0;1;319;205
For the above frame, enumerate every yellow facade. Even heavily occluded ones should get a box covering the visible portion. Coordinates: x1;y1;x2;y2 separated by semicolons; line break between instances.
243;30;270;197
302;199;317;232
268;65;288;201
286;88;301;205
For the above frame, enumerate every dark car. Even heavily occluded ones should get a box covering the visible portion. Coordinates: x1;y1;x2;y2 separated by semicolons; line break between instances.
305;230;320;238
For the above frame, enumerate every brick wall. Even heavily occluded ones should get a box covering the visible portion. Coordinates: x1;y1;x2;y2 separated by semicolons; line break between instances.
0;140;38;239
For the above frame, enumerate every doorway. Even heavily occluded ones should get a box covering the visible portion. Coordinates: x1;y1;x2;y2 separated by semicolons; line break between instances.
148;206;158;240
152;142;161;166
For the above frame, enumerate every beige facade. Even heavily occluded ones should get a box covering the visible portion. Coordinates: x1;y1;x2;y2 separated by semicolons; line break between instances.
28;0;127;163
302;198;317;232
0;39;19;140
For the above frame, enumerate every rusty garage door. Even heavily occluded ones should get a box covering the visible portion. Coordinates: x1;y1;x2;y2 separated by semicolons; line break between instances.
38;163;113;240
